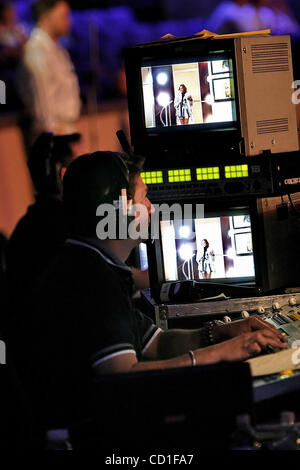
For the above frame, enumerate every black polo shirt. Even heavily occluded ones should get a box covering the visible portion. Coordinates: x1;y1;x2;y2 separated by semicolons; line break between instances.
14;238;160;430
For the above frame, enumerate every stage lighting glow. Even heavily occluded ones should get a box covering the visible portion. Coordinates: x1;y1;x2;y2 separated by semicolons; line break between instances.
179;226;191;238
156;72;168;85
204;94;214;105
157;92;171;107
178;243;194;261
226;248;235;259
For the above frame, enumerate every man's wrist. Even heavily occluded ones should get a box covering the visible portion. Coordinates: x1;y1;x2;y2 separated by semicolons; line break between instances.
199;320;224;346
211;322;228;343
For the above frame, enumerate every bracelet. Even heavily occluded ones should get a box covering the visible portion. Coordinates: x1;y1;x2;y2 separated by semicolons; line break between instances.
200;320;223;347
188;350;196;367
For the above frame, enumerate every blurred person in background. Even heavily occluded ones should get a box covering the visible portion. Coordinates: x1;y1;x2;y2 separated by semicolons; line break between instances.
208;0;300;36
6;131;81;307
257;0;300;36
207;0;265;35
17;0;81;147
0;1;27;57
0;0;27;110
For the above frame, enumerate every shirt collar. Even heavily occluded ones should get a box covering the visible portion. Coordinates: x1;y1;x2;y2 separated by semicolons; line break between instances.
65;237;132;273
31;27;58;49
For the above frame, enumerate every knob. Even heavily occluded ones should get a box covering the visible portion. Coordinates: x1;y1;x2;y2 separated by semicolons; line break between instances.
272;302;280;311
289;297;297;306
257;306;265;314
223;315;232;323
241;310;250;319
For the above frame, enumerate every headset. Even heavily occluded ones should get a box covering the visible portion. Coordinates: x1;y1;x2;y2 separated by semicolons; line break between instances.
28;132;81;196
27;132;58;195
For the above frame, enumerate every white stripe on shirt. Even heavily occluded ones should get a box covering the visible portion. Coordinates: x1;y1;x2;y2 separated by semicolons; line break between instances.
91;349;137;368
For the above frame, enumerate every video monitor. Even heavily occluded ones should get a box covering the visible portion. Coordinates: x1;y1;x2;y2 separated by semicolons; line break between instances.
159;212;255;284
141;58;237;131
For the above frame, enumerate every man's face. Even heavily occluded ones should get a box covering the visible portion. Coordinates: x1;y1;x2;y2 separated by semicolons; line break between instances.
47;1;71;37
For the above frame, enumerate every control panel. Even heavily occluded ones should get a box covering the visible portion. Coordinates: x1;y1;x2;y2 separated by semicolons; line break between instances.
224;295;300;347
143;160;273;202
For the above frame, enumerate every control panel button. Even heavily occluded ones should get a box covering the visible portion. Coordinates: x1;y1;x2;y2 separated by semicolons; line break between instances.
257;306;265;314
223;316;232;323
241;310;250;319
272;302;280;311
289;297;297;306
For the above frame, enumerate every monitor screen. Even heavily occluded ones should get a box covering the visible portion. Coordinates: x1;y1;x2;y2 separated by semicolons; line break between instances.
141;58;237;131
160;213;255;283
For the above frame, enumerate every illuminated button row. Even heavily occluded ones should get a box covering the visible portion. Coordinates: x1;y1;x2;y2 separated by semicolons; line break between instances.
168;169;191;183
141;165;249;184
196;167;220;181
141;171;163;184
225;165;248;178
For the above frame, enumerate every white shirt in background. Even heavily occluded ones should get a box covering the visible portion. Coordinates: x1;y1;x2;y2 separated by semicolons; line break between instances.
18;27;81;136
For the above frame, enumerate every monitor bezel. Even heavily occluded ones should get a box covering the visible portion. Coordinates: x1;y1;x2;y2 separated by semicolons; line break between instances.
125;37;242;158
147;199;264;302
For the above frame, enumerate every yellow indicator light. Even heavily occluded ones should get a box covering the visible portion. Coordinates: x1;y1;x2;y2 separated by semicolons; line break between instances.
280;370;294;378
141;171;163;184
225;164;248;178
168;169;191;183
288;312;300;321
196;167;220;181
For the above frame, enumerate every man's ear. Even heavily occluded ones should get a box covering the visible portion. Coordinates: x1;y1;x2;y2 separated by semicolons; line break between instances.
60;166;67;181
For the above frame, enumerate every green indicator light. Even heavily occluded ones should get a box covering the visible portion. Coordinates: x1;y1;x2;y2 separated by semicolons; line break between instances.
225;164;249;178
167;169;192;183
142;171;165;184
196;167;220;181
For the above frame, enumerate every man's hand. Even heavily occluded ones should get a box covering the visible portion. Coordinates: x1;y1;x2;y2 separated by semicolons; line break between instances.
195;328;288;364
213;315;287;344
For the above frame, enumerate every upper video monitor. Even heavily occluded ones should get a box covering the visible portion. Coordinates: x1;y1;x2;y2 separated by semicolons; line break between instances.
141;58;237;130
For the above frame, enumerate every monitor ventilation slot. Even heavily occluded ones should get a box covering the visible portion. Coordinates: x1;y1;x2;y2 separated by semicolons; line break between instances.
256;118;289;135
251;43;289;73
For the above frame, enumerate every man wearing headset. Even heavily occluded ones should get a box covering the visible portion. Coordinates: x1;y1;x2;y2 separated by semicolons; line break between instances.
13;151;287;431
6;132;81;307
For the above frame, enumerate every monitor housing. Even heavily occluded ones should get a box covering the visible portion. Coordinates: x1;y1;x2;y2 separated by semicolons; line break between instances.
146;196;300;303
125;34;299;168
